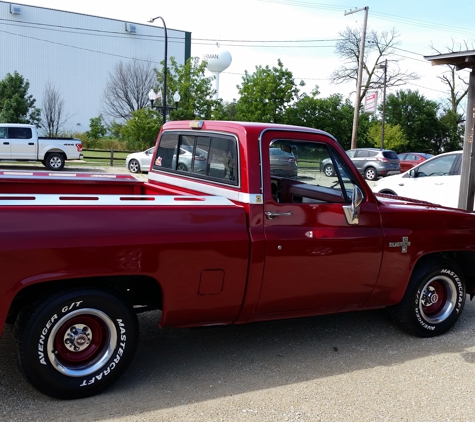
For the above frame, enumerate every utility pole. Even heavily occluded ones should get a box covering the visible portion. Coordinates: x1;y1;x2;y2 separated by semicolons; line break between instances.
459;71;475;210
376;59;387;150
345;6;369;149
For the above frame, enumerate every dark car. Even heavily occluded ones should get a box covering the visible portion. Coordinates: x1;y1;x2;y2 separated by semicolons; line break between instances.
323;148;400;181
269;147;298;177
397;152;434;172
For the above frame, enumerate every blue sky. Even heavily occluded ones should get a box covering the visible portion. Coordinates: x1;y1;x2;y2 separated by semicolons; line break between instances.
20;0;475;106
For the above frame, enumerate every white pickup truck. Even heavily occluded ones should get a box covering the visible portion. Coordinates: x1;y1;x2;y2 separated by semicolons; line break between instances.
0;123;83;170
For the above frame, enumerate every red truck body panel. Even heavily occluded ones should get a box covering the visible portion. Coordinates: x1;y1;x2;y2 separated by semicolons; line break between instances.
3;120;475;399
2;120;475;334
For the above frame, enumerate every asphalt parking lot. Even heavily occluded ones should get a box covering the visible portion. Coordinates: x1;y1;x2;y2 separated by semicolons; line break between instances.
2;302;475;421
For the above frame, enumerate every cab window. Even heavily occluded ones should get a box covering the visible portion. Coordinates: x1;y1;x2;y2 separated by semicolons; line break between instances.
153;132;238;185
269;140;358;204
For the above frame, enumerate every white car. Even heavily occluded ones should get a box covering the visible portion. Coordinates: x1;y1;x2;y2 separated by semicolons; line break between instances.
372;150;467;208
126;147;154;173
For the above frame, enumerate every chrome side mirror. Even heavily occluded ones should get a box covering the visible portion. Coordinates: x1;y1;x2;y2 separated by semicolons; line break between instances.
343;185;363;225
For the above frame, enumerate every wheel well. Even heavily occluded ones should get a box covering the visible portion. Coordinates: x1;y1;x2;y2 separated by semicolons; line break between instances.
378;189;397;195
6;275;163;325
45;150;66;157
414;251;475;293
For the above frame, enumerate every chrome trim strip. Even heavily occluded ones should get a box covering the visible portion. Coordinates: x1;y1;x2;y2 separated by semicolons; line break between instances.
148;172;263;204
0;194;237;207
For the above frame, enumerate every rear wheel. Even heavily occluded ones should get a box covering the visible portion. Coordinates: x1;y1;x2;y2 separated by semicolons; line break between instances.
364;166;377;180
323;164;335;177
390;259;465;337
177;163;188;171
44;153;65;171
14;287;138;399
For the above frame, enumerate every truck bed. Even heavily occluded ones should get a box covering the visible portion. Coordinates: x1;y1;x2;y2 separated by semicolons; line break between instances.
0;169;146;195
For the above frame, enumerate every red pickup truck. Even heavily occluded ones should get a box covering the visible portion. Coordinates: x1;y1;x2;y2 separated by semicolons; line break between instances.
2;120;475;399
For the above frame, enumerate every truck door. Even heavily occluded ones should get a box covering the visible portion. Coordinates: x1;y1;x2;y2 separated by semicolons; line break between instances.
0;127;10;159
256;132;383;314
8;127;36;160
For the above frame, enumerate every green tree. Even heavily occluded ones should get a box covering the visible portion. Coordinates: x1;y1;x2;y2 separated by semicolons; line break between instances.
0;71;40;124
368;122;408;152
435;109;464;152
212;99;238;120
235;59;302;123
85;115;108;148
120;108;160;151
155;57;218;121
384;90;442;153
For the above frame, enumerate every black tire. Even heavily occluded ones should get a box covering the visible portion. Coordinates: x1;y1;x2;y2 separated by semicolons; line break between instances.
323;164;335;177
14;287;138;399
44;153;65;171
390;259;465;337
177;162;188;171
128;159;141;173
364;166;377;180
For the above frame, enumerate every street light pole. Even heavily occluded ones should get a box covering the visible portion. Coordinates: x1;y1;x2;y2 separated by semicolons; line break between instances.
148;16;168;125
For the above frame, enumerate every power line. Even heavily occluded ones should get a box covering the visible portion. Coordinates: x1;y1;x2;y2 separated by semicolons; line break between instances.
257;0;475;37
0;18;340;49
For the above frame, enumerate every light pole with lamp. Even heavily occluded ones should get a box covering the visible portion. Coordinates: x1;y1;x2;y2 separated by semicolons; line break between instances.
148;88;181;114
148;15;174;125
375;59;387;150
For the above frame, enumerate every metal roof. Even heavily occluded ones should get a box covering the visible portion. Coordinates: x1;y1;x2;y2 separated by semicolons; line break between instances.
424;50;475;70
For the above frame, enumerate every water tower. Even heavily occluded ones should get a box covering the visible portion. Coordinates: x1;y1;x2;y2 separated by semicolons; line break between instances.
203;45;232;100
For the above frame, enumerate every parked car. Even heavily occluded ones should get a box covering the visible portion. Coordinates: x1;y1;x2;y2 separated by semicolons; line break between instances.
127;145;209;174
373;150;466;208
398;152;434;172
269;147;298;177
173;145;208;173
126;147;154;173
322;148;400;181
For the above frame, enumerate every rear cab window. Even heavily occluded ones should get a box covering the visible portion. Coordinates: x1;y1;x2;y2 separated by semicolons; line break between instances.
153;131;239;185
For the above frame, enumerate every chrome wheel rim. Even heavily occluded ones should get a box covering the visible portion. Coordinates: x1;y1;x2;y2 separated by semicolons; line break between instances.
419;275;457;324
47;308;117;377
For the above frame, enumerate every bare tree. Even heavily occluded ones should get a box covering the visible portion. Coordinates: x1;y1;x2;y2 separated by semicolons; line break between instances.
331;27;419;103
429;39;473;122
102;59;156;121
41;82;71;137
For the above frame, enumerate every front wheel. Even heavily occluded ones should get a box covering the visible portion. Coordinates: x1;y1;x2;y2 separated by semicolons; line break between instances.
14;287;138;399
390;259;465;337
44;153;65;171
128;159;141;173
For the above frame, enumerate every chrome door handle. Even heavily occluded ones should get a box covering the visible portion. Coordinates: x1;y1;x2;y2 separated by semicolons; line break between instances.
265;211;292;219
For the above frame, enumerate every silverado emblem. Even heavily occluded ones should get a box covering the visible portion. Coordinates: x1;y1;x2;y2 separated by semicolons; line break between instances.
389;237;411;253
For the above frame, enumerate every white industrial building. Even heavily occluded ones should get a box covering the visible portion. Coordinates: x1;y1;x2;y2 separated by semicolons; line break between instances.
0;1;191;133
